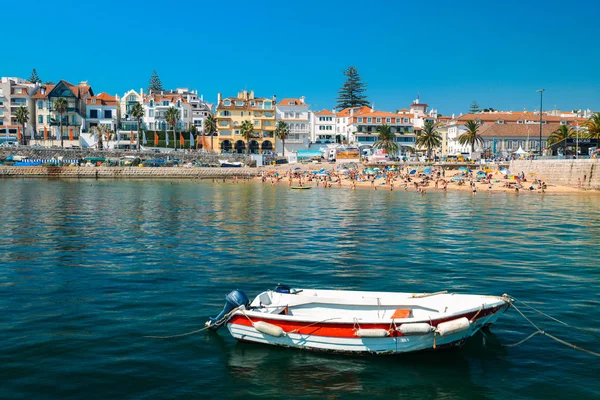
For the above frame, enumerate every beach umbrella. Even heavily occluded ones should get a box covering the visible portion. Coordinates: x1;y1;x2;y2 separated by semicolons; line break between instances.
500;169;511;175
458;166;468;171
476;171;487;177
451;176;464;181
423;167;432;175
409;169;416;175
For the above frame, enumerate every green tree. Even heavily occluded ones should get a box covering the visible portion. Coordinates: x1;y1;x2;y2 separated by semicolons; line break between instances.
44;81;54;85
457;120;483;154
274;120;290;156
165;106;180;149
28;69;41;84
336;66;369;110
469;100;480;114
372;124;399;156
148;69;163;93
203;114;217;152
583;112;600;145
547;124;573;145
240;120;255;154
15;105;29;145
54;98;68;148
416;121;442;160
130;101;144;152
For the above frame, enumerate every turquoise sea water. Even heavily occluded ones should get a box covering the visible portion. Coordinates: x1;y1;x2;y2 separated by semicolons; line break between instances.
1;179;599;399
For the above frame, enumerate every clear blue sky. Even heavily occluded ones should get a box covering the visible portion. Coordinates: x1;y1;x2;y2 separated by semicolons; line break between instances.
3;0;599;115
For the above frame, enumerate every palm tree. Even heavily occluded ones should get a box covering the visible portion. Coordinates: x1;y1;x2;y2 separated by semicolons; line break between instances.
457;120;483;155
165;106;180;150
15;105;29;146
274;120;290;156
204;114;217;152
130;102;144;152
372;124;399;156
54;98;68;148
583;112;600;145
93;125;106;150
416;121;442;160
240;120;255;155
547;124;573;145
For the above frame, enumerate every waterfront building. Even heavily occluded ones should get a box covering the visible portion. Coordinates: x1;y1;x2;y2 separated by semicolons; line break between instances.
32;80;93;146
445;111;582;157
336;106;371;143
347;109;416;153
0;77;38;142
167;88;212;129
144;90;191;132
215;90;276;154
311;109;336;144
275;97;310;154
85;93;118;133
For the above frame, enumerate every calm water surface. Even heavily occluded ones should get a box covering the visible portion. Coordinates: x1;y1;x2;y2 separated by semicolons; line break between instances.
1;179;599;399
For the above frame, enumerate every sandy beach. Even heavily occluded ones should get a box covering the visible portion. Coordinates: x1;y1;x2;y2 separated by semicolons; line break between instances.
256;162;585;194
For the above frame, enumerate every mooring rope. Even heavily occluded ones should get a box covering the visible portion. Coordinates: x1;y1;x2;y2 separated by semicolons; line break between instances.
506;302;600;357
144;306;243;339
513;297;600;339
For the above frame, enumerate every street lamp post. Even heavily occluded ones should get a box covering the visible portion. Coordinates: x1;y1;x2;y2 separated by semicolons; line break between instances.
575;119;579;158
537;89;544;157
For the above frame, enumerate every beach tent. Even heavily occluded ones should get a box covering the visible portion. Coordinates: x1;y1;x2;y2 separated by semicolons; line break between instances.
423;167;432;175
515;147;528;155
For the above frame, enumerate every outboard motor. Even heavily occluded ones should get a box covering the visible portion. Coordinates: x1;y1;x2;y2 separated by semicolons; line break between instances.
206;290;250;330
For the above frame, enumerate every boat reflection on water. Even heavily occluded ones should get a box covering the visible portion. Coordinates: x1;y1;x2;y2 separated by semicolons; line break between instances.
226;337;499;399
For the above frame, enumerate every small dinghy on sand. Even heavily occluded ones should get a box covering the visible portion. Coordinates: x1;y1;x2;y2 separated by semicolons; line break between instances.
207;285;512;355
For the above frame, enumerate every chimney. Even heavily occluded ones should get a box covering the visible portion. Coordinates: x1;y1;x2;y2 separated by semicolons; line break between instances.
300;96;305;104
350;108;354;116
273;94;277;103
140;88;143;95
161;90;164;96
217;93;222;103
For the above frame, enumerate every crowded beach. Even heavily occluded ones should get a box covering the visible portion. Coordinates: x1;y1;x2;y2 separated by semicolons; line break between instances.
257;163;581;194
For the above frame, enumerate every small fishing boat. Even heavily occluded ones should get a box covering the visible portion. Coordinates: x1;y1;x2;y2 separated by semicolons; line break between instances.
207;286;512;355
219;159;244;168
291;186;311;190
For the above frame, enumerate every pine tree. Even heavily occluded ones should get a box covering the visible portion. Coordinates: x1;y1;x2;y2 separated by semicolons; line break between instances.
148;70;163;93
29;68;41;84
469;100;480;114
336;66;369;110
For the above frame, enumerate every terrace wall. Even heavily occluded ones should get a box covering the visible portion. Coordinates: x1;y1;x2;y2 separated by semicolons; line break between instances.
510;159;600;190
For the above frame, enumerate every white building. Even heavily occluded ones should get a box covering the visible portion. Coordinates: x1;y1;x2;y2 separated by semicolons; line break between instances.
144;91;192;132
0;77;38;142
85;93;118;133
168;88;212;129
335;106;371;143
311;109;336;143
275;97;310;154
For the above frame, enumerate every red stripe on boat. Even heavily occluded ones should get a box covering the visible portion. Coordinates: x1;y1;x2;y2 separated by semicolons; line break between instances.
228;304;507;338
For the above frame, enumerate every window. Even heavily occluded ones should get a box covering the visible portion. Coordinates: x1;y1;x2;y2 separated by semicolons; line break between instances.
235;130;240;135
90;110;98;118
367;117;372;123
149;100;154;107
560;120;567;125
47;115;51;123
220;110;231;117
386;117;391;123
162;101;169;106
184;110;187;118
396;118;400;123
404;118;408;123
496;120;504;124
149;110;154;117
223;100;231;106
250;101;255;107
177;100;181;107
288;101;294;105
376;118;381;123
358;117;363;123
128;95;136;102
38;101;43;109
517;120;524;124
104;110;112;119
235;101;244;106
38;116;43;123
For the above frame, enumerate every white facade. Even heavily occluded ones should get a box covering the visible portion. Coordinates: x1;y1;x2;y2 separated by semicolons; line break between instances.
0;77;38;141
144;91;192;132
85;93;118;133
311;110;336;143
275;97;311;154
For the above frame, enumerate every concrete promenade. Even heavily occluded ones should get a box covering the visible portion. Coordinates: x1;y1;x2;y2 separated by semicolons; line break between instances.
510;159;600;190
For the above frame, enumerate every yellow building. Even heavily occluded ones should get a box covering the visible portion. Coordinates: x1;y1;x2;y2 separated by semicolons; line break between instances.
215;90;276;153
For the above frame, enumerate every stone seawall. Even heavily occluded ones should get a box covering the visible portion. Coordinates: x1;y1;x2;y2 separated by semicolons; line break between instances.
510;159;600;190
0;166;259;179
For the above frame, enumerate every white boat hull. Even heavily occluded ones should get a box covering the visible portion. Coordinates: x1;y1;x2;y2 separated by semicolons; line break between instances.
223;289;511;355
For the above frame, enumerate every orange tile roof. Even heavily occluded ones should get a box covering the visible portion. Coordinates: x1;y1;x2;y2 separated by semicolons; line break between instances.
32;85;56;99
277;98;306;106
336;106;371;117
456;112;575;123
354;110;407;118
86;92;118;106
315;109;335;116
478;124;557;138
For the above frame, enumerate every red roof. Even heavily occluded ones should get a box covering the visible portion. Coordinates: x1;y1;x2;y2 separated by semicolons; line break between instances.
336;106;371;117
315;109;335;116
86;92;118;106
277;98;306;106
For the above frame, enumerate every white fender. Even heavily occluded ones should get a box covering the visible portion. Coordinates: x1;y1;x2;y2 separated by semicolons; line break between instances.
399;323;434;335
436;317;471;336
355;329;390;338
254;321;285;337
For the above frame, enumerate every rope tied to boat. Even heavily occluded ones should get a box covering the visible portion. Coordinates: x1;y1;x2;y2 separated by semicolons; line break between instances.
143;305;243;339
506;299;600;357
